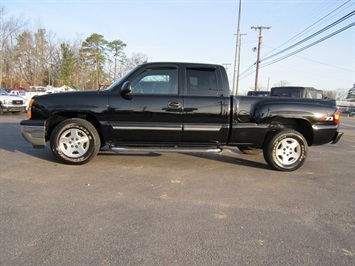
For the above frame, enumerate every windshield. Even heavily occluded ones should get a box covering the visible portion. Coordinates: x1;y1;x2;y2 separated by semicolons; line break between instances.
308;90;323;99
271;88;301;97
0;89;9;95
105;65;141;91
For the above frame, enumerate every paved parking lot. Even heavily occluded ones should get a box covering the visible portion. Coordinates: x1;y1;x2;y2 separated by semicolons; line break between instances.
1;113;354;265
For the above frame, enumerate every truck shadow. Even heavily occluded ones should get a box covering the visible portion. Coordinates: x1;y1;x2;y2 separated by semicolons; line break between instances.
99;148;269;170
181;151;269;170
0;120;55;162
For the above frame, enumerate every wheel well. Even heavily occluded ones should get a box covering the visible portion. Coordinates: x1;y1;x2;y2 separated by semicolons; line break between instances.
265;118;313;146
45;112;105;145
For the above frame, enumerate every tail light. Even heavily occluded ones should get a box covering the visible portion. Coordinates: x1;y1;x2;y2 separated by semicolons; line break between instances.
334;110;340;125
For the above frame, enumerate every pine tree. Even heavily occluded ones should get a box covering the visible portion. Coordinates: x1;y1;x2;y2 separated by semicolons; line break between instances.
346;84;355;101
58;43;75;86
107;39;126;80
81;33;108;89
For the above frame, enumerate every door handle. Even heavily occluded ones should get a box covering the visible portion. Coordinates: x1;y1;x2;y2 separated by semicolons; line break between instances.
167;101;182;109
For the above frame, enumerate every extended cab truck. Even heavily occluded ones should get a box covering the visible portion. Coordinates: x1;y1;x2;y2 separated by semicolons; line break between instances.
20;62;343;171
270;86;324;99
247;91;270;97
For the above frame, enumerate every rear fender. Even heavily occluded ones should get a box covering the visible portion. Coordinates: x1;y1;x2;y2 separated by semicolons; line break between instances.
262;118;313;147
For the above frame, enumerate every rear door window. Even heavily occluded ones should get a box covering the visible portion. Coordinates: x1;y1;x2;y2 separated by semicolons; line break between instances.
186;68;219;96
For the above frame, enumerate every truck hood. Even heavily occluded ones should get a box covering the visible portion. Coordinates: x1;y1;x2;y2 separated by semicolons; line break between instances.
31;90;110;118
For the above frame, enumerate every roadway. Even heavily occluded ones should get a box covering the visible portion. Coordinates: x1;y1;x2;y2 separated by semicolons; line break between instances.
0;113;354;265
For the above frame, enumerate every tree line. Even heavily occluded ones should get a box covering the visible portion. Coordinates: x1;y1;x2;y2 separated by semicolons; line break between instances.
1;6;147;90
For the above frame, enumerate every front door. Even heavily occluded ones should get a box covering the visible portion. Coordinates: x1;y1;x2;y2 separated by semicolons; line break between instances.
107;65;183;144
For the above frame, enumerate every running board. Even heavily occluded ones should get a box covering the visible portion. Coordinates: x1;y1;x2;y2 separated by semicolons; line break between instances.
110;146;223;154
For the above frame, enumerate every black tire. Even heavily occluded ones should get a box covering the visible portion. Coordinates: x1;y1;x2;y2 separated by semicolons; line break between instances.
237;145;262;155
50;118;101;165
263;129;308;171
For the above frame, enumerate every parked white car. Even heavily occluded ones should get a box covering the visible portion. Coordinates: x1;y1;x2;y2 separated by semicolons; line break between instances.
0;89;27;115
9;90;42;107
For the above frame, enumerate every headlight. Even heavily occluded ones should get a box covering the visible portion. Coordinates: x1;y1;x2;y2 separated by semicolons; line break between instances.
27;99;35;119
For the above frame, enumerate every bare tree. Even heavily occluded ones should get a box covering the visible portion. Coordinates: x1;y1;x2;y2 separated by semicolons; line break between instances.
33;28;49;85
273;80;290;87
1;6;148;90
45;31;59;86
323;90;337;100
123;53;148;72
14;30;34;86
0;5;27;88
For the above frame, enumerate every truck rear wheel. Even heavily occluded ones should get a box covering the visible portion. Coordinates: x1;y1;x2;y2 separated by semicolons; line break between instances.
50;118;100;165
263;129;308;171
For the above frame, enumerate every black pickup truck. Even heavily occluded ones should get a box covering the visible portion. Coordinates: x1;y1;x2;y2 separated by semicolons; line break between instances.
20;62;343;171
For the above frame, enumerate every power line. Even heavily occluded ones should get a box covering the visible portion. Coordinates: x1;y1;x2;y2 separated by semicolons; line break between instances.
260;22;355;68
262;44;354;72
238;21;354;81
261;10;354;63
237;1;354;84
262;0;352;58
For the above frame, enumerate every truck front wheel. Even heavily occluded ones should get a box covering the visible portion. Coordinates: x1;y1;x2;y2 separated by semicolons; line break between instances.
50;118;100;165
263;129;308;171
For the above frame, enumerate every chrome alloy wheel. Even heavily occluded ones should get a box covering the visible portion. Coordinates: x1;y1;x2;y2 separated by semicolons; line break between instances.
58;128;90;158
274;137;301;165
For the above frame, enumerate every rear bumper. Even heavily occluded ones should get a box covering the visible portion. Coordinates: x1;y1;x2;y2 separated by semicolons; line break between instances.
312;124;343;145
20;119;46;148
331;131;343;144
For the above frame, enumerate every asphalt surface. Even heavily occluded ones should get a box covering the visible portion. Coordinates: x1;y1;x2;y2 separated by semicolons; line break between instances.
0;113;354;266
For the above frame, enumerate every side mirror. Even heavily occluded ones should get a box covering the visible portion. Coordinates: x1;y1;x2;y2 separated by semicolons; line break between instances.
121;81;132;96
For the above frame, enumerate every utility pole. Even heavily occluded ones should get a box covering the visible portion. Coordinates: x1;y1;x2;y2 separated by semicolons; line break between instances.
235;33;246;93
222;63;231;71
251;25;271;91
232;0;242;95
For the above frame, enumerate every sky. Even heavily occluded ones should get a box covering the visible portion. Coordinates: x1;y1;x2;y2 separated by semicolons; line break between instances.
2;0;355;95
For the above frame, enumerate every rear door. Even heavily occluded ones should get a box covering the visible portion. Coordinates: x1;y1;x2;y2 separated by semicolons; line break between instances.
182;66;229;144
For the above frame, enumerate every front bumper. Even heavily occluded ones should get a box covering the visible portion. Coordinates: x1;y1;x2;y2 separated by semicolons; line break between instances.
20;119;46;148
2;105;26;113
